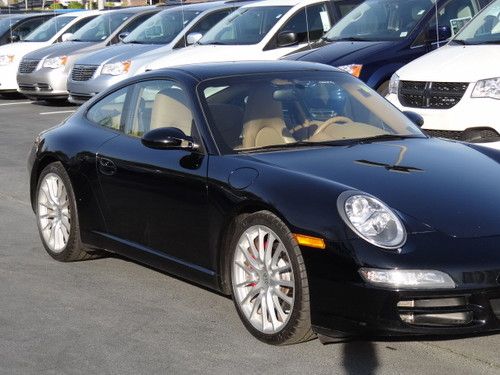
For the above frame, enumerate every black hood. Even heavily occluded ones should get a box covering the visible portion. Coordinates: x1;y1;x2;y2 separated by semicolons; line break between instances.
284;40;397;66
243;138;500;239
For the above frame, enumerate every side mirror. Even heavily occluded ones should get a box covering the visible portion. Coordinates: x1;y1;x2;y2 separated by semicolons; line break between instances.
403;111;424;127
186;32;203;45
8;34;20;43
118;32;129;42
61;33;74;42
277;31;298;47
141;127;199;150
426;25;452;44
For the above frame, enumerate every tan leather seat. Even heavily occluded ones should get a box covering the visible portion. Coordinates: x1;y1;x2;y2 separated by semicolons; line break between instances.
150;87;193;135
241;86;294;149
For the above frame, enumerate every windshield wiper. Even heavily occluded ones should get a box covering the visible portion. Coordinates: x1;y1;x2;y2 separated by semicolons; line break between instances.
242;140;354;152
451;39;469;45
355;134;423;144
325;36;370;42
199;41;228;46
122;40;143;44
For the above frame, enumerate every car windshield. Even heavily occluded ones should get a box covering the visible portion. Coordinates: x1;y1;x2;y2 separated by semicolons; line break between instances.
72;12;133;42
324;0;436;41
24;16;75;42
199;6;291;45
124;9;201;45
198;72;425;154
0;16;22;35
452;0;500;44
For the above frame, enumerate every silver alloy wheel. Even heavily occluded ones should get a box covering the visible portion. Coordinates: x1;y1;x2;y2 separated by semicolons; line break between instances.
37;173;71;253
232;225;295;334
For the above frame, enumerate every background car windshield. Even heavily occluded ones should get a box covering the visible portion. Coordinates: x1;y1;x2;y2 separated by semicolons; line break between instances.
199;6;291;45
199;72;424;153
0;16;22;35
453;0;500;44
124;9;201;44
24;16;75;42
325;0;436;41
72;12;133;42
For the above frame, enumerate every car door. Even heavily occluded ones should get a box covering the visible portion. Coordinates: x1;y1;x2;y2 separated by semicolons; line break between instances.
263;2;334;58
93;79;211;270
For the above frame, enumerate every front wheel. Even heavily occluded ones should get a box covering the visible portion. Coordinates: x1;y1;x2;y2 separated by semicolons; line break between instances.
229;211;315;345
36;162;100;262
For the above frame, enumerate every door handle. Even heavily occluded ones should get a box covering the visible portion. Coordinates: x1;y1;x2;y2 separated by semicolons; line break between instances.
98;157;117;176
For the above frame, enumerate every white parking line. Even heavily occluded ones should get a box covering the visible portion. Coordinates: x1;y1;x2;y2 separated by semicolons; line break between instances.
39;110;76;115
0;101;33;107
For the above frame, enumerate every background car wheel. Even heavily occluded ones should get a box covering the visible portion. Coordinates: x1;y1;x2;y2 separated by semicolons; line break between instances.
36;162;101;262
229;211;315;345
376;80;390;97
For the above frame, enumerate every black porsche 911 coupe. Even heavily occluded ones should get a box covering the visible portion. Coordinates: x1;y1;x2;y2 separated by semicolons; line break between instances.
28;61;500;345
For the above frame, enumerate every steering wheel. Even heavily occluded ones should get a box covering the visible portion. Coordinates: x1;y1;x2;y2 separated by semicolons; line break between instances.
313;116;353;136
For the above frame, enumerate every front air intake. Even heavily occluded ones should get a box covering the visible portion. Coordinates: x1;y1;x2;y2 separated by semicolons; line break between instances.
397;297;473;327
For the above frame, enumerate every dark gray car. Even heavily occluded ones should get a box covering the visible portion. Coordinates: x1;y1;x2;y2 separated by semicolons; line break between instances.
67;0;252;104
16;6;161;101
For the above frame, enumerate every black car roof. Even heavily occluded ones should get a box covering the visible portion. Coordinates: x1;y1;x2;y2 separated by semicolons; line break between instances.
153;60;342;81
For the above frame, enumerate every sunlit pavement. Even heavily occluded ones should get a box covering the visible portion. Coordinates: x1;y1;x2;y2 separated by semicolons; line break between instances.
1;96;500;375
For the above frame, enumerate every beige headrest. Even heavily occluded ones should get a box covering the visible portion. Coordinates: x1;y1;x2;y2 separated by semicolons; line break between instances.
150;88;192;135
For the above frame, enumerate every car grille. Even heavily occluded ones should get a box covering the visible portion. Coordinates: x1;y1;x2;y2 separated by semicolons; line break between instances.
399;81;469;109
71;65;98;81
18;59;40;74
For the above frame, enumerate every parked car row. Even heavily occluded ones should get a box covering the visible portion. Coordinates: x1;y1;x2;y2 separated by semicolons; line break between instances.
1;0;498;147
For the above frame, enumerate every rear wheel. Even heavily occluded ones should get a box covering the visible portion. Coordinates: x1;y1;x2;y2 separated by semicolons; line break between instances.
36;162;100;262
229;211;315;345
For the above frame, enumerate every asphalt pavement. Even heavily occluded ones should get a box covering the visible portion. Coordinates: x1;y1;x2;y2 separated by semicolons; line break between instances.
1;96;500;375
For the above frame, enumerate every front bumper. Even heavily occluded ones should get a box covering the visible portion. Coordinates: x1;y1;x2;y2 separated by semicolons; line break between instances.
387;88;500;150
17;66;70;99
304;232;500;340
67;71;129;104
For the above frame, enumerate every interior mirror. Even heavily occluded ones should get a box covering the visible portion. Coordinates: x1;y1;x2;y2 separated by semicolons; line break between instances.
61;33;74;42
277;31;298;47
141;127;199;150
403;111;424;127
186;32;203;45
118;32;130;42
8;34;20;43
426;25;452;43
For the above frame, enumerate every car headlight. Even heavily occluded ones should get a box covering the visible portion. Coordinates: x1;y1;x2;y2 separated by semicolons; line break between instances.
43;56;67;69
388;73;400;95
337;64;363;78
337;191;406;249
101;60;131;76
0;55;14;66
471;77;500;100
359;268;456;289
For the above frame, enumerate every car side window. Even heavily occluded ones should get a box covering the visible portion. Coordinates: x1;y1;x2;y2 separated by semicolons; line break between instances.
65;16;97;35
175;9;233;48
14;17;48;40
86;87;129;130
278;3;331;45
125;80;196;139
414;0;479;45
110;13;154;44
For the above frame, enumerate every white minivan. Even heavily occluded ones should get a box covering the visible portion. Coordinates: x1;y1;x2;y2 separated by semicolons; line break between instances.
387;0;500;148
142;0;356;71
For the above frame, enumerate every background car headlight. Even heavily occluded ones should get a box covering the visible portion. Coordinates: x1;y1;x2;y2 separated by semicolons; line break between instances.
101;60;131;76
359;268;456;289
337;192;406;249
337;64;363;78
388;73;400;95
0;55;14;66
471;77;500;100
43;56;67;69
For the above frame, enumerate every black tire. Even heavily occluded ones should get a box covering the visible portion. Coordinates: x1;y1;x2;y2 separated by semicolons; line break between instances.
228;211;315;345
36;162;101;262
376;80;390;97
